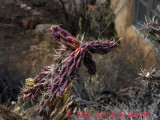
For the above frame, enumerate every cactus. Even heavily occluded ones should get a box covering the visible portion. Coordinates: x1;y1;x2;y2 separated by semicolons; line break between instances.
139;16;160;88
139;67;160;87
140;16;160;43
17;25;118;120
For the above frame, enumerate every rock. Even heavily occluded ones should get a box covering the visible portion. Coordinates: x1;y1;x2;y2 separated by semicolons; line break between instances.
20;3;27;8
22;17;40;29
24;6;31;11
35;24;52;33
0;0;16;5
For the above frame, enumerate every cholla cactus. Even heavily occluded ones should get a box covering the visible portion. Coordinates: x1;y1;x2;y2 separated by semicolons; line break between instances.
138;16;160;88
51;25;80;49
19;25;118;120
141;16;160;43
23;65;56;98
49;25;118;96
138;67;160;88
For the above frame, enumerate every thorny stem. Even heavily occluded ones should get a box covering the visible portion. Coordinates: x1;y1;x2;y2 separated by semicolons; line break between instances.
22;25;118;119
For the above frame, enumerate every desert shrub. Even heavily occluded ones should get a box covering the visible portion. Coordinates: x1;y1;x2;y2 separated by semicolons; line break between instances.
46;0;116;38
0;65;24;104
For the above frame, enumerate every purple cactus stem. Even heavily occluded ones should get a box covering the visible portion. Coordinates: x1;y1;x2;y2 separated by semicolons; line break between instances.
59;71;67;84
59;64;67;77
50;25;71;40
50;25;80;49
67;62;76;76
76;56;83;68
83;51;96;75
67;57;74;67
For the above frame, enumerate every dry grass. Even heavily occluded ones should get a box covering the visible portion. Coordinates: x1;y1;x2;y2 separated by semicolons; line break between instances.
70;37;160;120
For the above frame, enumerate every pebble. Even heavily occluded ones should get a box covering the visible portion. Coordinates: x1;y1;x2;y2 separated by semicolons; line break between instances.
20;3;27;8
24;6;32;11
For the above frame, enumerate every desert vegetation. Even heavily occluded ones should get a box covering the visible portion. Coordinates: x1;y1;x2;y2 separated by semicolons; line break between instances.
0;0;160;120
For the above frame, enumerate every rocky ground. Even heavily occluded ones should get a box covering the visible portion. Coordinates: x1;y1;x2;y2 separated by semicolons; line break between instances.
0;0;66;103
